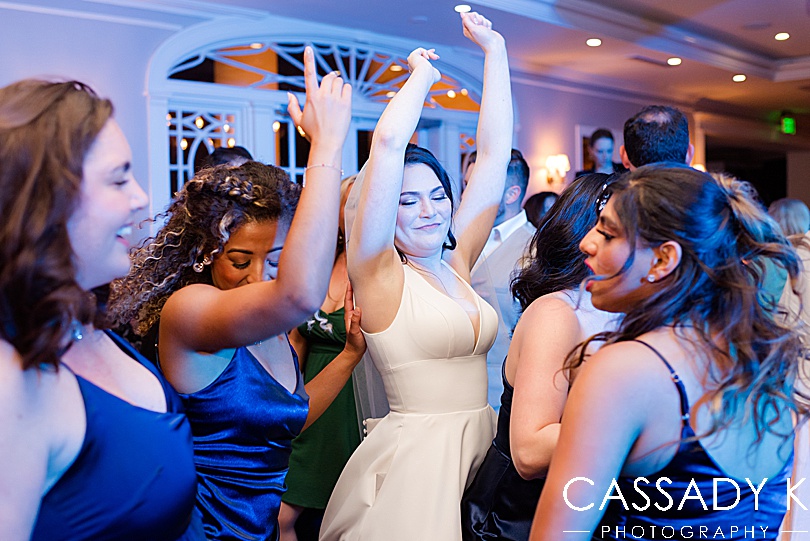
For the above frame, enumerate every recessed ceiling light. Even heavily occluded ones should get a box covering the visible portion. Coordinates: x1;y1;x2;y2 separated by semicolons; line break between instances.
667;57;682;66
775;32;790;41
390;65;404;72
454;4;471;13
386;91;396;98
249;42;263;50
447;90;457;98
586;38;602;47
732;74;747;82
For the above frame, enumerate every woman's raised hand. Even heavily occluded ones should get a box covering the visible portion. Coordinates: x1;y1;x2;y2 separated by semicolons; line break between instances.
461;11;504;53
407;47;441;85
287;46;352;149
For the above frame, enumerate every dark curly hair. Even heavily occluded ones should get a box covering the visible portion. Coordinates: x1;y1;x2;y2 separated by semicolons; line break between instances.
512;173;615;312
571;163;809;441
109;161;300;336
0;79;112;370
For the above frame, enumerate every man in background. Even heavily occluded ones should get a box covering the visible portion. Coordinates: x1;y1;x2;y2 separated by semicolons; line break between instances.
468;149;536;409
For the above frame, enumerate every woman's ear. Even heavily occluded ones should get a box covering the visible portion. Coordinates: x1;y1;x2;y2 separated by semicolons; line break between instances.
650;241;682;281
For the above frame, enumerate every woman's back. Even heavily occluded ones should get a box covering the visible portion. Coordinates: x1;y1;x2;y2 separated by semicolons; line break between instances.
595;336;792;540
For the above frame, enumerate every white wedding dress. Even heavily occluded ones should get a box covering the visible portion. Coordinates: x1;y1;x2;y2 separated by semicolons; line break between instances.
319;262;498;541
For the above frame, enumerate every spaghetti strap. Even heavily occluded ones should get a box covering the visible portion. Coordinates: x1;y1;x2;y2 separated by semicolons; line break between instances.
631;339;691;424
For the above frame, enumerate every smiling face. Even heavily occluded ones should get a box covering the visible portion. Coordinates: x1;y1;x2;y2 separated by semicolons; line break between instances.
579;197;655;312
66;119;147;290
211;219;287;290
395;163;453;259
590;137;614;172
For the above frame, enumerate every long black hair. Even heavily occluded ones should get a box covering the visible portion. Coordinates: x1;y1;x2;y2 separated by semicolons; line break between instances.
512;173;617;312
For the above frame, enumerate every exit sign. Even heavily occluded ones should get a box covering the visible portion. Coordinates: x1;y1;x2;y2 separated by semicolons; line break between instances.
782;115;796;135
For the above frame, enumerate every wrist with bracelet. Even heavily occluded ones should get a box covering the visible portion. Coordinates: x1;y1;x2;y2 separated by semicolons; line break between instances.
303;163;343;185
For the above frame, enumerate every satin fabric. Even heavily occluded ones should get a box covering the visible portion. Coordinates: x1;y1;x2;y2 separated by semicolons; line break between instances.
320;263;498;541
596;341;792;540
284;308;361;509
179;344;309;541
461;361;545;540
32;331;202;541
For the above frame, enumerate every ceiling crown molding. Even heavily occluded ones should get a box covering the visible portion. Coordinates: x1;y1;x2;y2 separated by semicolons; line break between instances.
476;0;801;82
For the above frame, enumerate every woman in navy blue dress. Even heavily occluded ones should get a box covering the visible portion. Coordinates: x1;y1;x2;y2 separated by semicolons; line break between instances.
0;80;203;540
531;164;810;540
110;47;364;541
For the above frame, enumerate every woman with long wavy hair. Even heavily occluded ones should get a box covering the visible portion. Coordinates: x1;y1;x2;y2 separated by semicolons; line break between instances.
110;48;364;541
461;173;619;541
531;164;810;540
0;80;203;540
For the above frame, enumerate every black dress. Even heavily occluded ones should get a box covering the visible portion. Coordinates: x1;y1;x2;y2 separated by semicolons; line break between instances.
460;361;545;541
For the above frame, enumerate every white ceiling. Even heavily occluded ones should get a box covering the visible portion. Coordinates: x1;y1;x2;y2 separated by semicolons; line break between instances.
11;0;810;130
200;0;810;127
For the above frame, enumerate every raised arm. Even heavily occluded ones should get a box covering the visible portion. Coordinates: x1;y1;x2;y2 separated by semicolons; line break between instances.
447;12;513;275
161;46;352;353
509;296;579;480
347;48;440;331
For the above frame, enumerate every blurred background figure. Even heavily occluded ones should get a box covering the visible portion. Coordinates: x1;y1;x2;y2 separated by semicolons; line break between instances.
195;145;254;172
471;148;536;410
768;197;810;240
574;128;625;177
522;191;558;229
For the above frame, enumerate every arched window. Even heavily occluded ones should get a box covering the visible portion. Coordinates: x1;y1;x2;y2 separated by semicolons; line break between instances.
147;17;486;217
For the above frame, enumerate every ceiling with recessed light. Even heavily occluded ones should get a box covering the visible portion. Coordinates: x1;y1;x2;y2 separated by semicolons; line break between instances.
8;0;810;132
199;0;810;127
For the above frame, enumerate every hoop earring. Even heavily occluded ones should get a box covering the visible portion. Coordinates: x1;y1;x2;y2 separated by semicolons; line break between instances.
193;255;212;273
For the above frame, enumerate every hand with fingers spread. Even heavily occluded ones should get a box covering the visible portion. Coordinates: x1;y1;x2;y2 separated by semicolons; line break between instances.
287;46;353;151
342;281;365;360
461;11;505;53
407;47;441;85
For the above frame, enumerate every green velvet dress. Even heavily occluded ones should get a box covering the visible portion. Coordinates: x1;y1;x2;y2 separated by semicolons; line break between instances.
282;308;361;509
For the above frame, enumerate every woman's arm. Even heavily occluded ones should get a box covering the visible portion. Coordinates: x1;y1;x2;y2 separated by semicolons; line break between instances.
446;12;513;276
509;296;580;479
347;48;440;332
160;46;352;353
288;327;308;371
0;350;64;540
529;345;649;540
301;282;365;430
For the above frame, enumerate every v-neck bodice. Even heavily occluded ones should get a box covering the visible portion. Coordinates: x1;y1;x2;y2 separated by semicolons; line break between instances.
360;263;497;414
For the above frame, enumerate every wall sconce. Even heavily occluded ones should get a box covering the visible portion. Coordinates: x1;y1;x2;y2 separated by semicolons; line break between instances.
545;154;571;185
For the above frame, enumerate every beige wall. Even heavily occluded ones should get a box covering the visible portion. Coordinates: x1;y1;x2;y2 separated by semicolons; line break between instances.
788;151;810;206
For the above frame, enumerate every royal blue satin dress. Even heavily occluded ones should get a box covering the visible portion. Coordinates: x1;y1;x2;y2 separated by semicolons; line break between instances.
461;360;544;540
178;344;309;541
596;341;792;540
31;331;203;541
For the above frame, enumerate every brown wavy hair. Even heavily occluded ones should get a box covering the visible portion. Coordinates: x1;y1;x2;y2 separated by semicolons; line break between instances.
0;79;112;370
109;161;300;336
570;163;810;441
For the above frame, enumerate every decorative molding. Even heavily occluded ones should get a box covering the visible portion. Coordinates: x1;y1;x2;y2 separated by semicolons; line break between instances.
476;0;791;82
0;1;182;30
84;0;267;19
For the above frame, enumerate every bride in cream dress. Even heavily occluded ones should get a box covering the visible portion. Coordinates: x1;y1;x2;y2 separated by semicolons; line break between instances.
319;11;513;541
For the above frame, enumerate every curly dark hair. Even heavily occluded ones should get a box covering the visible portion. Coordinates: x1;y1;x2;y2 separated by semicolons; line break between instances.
0;79;112;370
512;173;615;312
571;163;809;441
109;161;300;336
